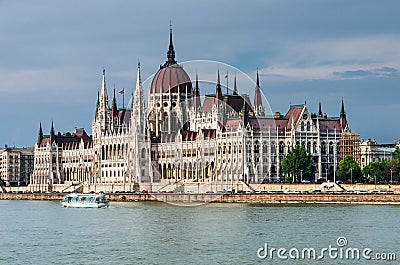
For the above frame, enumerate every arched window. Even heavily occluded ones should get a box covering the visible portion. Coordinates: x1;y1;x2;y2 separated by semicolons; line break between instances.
141;148;146;159
271;142;276;153
329;142;334;155
307;142;311;153
321;142;326;155
254;141;260;153
279;141;285;154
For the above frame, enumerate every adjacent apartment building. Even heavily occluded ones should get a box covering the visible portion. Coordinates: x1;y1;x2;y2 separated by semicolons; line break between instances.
0;147;34;187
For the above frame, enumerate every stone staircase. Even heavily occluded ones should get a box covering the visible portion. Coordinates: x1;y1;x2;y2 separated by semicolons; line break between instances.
61;183;83;193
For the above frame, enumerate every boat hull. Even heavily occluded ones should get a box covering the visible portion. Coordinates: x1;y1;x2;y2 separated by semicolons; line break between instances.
61;193;110;208
61;202;109;208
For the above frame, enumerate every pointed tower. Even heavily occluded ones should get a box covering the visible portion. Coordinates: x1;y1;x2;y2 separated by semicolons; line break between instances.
130;61;150;183
50;121;55;143
131;61;146;134
254;70;265;116
233;74;238;95
215;68;223;104
166;23;177;66
94;69;111;134
340;98;347;129
318;101;323;117
37;122;43;146
111;87;118;118
193;72;201;110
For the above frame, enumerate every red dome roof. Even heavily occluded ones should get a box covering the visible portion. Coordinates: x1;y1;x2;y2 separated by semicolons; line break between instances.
150;64;192;94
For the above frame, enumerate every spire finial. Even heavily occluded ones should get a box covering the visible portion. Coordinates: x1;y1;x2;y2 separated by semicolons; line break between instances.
195;70;199;89
215;67;223;103
193;71;201;109
318;101;322;116
340;97;346;118
100;67;108;100
233;73;238;95
50;120;55;135
136;59;142;91
256;68;260;88
39;121;43;134
37;122;44;145
166;22;176;64
254;69;264;116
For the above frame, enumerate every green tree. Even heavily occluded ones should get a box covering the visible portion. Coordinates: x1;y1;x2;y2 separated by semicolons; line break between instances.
392;147;400;160
337;155;363;183
362;161;388;183
385;159;400;183
281;146;313;183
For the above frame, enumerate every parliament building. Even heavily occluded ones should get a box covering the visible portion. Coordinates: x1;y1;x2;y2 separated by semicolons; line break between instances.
30;29;355;192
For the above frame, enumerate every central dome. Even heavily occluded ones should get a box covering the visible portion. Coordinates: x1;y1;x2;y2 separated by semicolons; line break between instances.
150;27;192;94
150;64;192;94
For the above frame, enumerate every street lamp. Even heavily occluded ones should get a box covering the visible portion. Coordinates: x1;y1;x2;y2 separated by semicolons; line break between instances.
351;168;353;184
390;169;393;184
325;168;328;182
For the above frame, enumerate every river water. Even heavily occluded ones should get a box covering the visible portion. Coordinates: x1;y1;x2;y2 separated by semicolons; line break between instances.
0;200;398;264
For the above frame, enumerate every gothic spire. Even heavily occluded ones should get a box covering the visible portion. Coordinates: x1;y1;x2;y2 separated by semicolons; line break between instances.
193;72;201;109
215;68;223;103
50;120;55;143
111;87;118;117
50;120;55;135
133;61;145;110
37;122;43;145
318;101;323;117
100;69;108;99
254;70;262;108
256;69;260;88
340;98;347;129
233;74;238;95
340;98;346;118
136;61;142;91
166;22;176;65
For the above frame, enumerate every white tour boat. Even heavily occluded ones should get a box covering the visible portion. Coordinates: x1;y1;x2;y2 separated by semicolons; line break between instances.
61;192;110;208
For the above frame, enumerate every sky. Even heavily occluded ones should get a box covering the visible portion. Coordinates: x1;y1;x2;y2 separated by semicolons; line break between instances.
0;0;399;147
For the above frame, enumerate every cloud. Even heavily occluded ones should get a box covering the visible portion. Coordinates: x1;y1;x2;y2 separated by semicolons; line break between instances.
333;67;400;79
260;35;400;81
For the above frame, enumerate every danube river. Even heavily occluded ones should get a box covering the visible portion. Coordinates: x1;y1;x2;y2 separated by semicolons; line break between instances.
0;201;398;264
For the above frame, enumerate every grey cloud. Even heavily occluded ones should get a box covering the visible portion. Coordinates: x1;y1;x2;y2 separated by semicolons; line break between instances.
333;67;400;79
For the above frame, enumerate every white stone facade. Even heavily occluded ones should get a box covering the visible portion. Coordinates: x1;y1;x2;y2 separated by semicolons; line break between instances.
30;32;356;192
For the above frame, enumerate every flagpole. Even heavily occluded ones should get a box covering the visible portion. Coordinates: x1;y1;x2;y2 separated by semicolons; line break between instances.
123;88;125;109
226;71;228;95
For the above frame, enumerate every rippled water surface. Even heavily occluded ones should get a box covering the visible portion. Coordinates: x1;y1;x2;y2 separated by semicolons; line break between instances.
0;200;399;264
